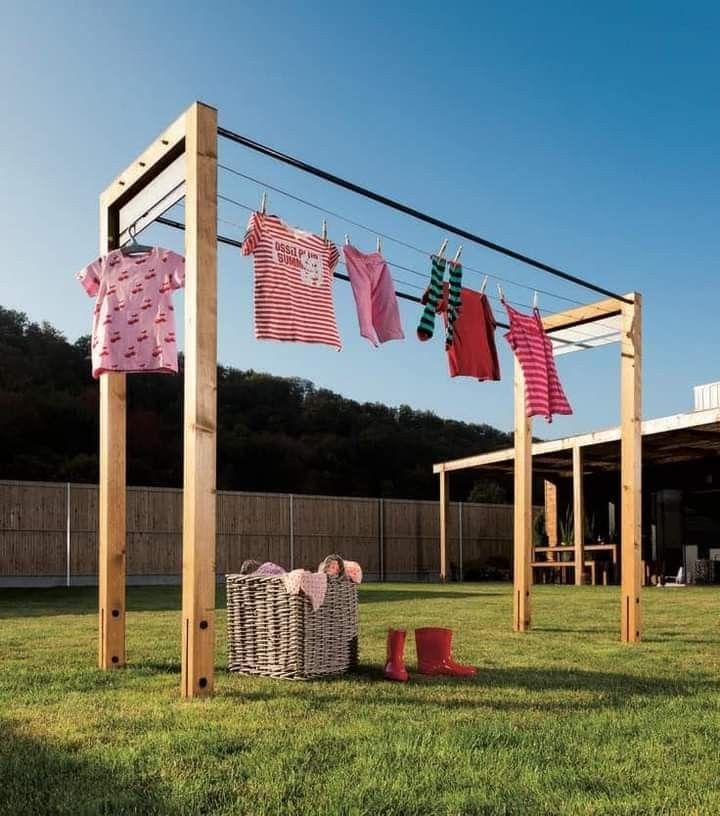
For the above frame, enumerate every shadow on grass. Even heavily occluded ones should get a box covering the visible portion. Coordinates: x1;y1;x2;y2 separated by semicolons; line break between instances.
0;719;177;816
359;590;496;603
221;663;719;713
0;586;186;617
0;585;499;617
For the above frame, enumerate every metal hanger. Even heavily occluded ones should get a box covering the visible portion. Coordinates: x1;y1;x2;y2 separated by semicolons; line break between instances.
121;222;153;256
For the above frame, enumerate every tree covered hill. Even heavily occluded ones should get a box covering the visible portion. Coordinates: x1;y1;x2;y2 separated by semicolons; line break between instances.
0;306;512;499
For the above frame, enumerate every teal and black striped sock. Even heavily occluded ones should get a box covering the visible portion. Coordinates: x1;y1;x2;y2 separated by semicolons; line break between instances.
417;255;446;341
445;261;463;349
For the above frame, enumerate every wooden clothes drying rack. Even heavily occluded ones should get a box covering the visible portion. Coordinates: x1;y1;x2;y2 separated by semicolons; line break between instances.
435;294;642;643
95;100;642;700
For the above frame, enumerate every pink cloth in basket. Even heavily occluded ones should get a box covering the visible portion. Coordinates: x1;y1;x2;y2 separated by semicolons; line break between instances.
344;561;363;584
254;562;286;575
282;570;328;611
316;559;363;583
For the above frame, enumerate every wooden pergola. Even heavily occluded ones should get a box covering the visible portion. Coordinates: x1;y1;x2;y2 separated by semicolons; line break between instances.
434;296;644;643
94;100;643;699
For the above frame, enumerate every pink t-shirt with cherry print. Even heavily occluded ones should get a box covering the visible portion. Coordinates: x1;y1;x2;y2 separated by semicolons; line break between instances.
76;248;184;378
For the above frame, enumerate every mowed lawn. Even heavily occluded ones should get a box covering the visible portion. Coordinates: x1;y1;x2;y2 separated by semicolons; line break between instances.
1;583;720;816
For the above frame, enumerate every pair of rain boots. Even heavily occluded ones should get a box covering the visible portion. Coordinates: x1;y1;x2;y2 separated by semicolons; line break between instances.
383;627;476;682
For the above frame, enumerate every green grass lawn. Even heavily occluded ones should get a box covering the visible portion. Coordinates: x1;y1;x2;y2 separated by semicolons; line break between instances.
1;583;719;816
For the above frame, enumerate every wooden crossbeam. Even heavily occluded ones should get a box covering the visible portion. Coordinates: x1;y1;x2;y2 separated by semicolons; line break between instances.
542;297;625;332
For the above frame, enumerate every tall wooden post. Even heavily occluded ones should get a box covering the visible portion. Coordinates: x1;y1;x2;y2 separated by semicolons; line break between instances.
620;293;642;642
439;468;449;582
573;446;584;586
513;358;532;631
98;203;126;669
181;102;218;697
543;479;558;564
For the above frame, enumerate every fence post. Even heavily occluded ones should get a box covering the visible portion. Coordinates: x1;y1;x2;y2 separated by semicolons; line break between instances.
288;493;295;570
378;498;384;583
458;501;463;583
65;482;71;588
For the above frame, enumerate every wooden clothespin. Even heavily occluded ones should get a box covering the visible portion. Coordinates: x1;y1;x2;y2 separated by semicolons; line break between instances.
376;236;382;253
436;238;448;259
451;245;463;264
260;192;267;215
321;219;328;241
480;275;489;294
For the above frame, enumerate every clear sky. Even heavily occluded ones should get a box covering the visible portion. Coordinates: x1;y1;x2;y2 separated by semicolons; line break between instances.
1;1;718;438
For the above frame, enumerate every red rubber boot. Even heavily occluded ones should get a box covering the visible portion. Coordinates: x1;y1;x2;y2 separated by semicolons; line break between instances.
383;628;409;682
415;627;477;677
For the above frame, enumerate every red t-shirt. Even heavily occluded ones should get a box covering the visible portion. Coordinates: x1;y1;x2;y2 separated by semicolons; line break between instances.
242;212;341;350
437;285;501;381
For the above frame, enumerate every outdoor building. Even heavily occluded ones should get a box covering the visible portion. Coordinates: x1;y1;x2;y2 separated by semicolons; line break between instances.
435;382;720;585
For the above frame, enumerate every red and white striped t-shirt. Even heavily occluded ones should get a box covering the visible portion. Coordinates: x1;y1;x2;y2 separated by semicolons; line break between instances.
241;212;341;350
503;303;572;422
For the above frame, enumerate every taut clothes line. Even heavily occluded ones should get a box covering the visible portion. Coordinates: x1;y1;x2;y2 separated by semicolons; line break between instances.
217;125;632;305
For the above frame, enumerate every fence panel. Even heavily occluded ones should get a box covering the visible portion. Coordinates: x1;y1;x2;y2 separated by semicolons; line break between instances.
0;480;528;585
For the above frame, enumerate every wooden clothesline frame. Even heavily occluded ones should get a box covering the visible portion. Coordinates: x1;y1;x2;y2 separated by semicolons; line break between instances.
434;295;643;643
95;100;641;701
98;102;217;698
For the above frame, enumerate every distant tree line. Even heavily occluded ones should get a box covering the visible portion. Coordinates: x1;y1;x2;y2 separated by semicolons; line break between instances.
0;305;513;500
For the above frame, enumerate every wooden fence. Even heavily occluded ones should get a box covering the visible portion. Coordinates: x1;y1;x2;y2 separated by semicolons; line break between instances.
0;480;522;586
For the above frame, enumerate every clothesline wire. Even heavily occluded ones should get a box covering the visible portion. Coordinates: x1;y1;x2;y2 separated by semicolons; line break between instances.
180;197;581;320
216;124;633;306
122;180;186;243
153;212;594;350
212;190;613;341
216;168;621;339
218;164;593;309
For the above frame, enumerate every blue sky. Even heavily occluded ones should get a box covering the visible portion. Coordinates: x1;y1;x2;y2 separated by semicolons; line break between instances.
1;1;718;437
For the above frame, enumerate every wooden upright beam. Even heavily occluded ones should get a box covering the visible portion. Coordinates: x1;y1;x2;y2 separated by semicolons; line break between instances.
620;293;642;642
181;102;218;698
97;108;193;672
573;446;584;586
98;203;126;670
439;469;449;582
544;480;558;547
513;358;532;631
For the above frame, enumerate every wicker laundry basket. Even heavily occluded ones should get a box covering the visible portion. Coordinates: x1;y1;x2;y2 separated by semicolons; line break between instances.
226;574;359;679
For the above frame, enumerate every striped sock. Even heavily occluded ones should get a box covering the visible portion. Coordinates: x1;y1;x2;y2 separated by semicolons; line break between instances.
445;261;463;349
417;255;446;341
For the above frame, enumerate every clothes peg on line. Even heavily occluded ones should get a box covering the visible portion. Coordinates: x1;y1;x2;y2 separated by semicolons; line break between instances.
451;245;463;264
533;291;539;310
344;233;350;246
436;238;448;259
480;275;489;294
260;192;267;215
321;219;328;241
376;236;382;253
497;284;505;302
